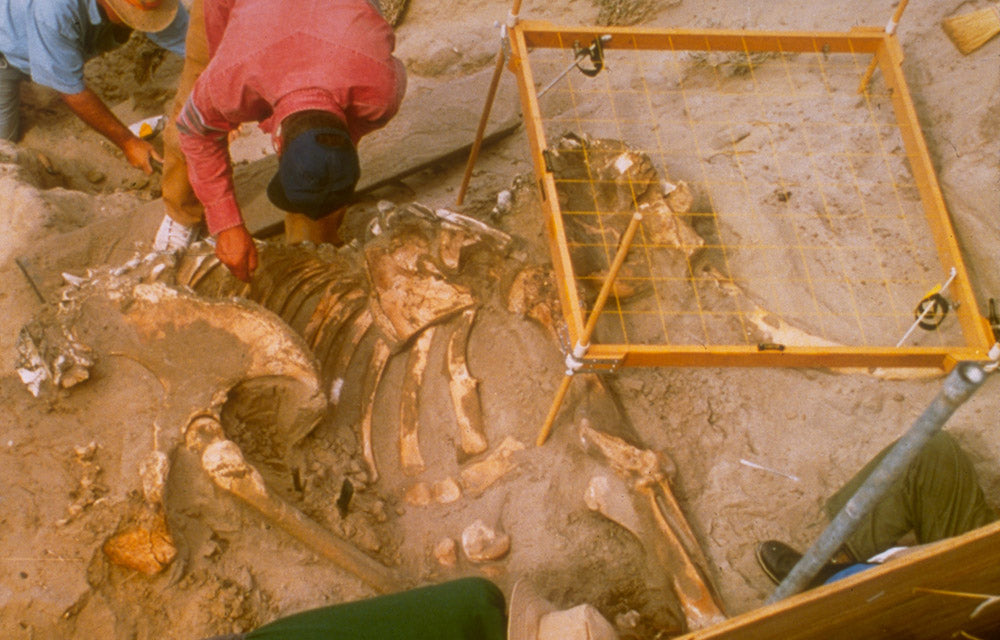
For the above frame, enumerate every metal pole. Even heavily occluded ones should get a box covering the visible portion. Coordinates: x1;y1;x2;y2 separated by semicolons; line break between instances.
766;361;988;604
455;0;524;206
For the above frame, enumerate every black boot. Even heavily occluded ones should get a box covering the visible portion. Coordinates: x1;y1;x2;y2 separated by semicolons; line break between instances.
755;540;854;588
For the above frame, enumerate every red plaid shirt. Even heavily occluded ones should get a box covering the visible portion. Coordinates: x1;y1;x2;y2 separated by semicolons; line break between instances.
177;0;406;235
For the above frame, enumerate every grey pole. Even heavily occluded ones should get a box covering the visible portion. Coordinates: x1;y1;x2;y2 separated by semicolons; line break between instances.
765;361;988;604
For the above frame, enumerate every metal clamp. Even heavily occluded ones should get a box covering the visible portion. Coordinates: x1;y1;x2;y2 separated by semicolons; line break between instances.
537;35;612;98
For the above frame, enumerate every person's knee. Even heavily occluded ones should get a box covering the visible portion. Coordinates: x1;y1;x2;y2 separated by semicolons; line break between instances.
451;576;506;611
918;431;963;467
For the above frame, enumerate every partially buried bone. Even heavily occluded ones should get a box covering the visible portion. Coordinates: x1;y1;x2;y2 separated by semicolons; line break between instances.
459;436;525;495
447;309;488;457
193;418;399;593
580;420;725;631
359;339;392;483
584;474;644;539
399;327;434;475
461;520;510;563
365;224;474;347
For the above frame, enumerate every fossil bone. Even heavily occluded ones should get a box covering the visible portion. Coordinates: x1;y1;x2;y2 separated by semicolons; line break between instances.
103;505;177;575
399;327;435;474
584;474;644;539
365;224;475;346
327;309;374;406
359;339;392;483
459;436;525;496
447;309;488;457
196;428;398;593
580;420;725;631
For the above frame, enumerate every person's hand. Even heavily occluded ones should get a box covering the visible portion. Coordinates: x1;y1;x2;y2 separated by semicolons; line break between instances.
121;136;163;174
215;225;259;283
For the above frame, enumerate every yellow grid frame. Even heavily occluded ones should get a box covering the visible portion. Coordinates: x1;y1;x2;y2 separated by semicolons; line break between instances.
509;21;994;371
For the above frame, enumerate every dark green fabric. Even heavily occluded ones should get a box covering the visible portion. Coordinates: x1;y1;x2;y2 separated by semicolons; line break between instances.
826;431;998;561
246;577;507;640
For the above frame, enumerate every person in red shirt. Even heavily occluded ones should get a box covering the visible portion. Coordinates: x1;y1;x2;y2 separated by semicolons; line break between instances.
158;0;405;282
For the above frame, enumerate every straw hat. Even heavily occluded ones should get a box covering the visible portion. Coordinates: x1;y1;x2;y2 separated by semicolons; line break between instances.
508;580;619;640
103;0;179;33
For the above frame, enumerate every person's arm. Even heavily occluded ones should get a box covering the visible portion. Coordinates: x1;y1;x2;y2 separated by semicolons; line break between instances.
176;89;257;281
61;87;159;173
28;3;158;172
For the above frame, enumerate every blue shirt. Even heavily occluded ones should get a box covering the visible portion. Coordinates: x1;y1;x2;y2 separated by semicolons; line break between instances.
0;0;187;94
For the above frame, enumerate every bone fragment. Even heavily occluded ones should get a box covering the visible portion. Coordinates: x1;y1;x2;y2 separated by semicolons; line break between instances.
404;477;462;506
432;207;512;250
439;227;475;271
140;451;170;504
399;327;434;475
459;436;524;495
201;438;398;593
432;477;462;504
103;508;177;575
255;256;315;312
461;520;510;563
404;482;432;507
303;284;356;349
584;475;644;539
359;339;392;483
434;537;458;567
447;309;488;456
312;290;366;367
507;266;559;336
579;421;663;485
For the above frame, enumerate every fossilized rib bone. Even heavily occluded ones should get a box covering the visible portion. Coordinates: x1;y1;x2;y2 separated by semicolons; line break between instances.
359;339;392;483
399;327;434;475
447;308;488;457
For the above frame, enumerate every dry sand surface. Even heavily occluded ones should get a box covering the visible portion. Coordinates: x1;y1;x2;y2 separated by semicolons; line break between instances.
1;1;998;639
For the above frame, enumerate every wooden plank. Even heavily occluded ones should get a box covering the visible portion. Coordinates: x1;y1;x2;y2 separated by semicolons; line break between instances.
518;21;884;54
877;36;995;356
238;65;522;237
510;23;586;345
674;520;1000;639
581;344;986;370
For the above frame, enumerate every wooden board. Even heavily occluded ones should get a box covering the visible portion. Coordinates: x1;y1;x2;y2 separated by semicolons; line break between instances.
677;520;1000;639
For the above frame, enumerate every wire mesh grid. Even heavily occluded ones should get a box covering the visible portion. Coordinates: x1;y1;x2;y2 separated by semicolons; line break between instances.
512;25;991;367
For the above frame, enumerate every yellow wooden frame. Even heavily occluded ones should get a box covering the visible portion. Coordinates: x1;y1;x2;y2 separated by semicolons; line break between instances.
509;22;994;371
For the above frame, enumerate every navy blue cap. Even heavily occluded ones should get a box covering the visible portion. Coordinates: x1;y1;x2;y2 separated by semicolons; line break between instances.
267;127;360;219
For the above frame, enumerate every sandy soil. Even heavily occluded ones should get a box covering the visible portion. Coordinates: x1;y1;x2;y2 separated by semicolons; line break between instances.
1;1;998;639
